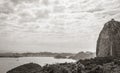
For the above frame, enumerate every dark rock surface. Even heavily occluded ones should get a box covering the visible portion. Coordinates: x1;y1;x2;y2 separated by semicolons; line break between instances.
7;63;41;73
96;19;120;57
77;57;120;73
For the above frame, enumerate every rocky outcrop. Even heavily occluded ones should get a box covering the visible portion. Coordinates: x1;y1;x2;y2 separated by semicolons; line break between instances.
78;57;120;73
7;57;120;73
7;63;41;73
96;19;120;57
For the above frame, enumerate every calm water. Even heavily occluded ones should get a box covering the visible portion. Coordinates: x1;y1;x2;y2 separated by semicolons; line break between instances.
0;57;76;73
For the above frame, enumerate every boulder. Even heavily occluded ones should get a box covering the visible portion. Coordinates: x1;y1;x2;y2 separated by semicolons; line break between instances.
7;63;41;73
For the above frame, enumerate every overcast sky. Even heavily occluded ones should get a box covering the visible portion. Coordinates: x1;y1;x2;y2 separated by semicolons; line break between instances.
0;0;120;53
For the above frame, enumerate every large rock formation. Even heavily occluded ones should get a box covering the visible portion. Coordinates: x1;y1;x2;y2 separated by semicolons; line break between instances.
96;19;120;57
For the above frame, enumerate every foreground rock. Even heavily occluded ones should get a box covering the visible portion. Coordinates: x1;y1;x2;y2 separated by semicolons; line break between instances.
7;63;41;73
77;57;120;73
7;57;120;73
96;19;120;57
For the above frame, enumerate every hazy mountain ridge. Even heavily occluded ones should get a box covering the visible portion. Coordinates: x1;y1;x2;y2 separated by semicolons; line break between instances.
0;51;95;60
69;51;96;60
0;52;75;58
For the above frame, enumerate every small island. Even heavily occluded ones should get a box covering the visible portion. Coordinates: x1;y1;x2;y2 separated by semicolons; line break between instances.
54;54;67;59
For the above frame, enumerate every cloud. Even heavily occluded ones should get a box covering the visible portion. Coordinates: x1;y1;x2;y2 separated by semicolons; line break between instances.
0;2;14;14
42;0;49;5
0;0;120;53
35;9;50;19
10;0;39;5
53;5;66;13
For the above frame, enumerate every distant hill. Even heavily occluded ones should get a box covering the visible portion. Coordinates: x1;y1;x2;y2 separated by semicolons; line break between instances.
54;54;67;59
0;52;75;58
69;51;96;60
0;51;96;60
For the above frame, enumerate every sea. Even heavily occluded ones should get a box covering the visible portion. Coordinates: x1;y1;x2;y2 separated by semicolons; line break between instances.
0;57;76;73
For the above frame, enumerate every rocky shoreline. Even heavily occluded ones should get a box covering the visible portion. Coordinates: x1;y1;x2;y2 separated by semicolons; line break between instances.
7;57;120;73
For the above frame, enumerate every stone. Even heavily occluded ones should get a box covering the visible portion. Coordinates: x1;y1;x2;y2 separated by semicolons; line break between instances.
7;63;41;73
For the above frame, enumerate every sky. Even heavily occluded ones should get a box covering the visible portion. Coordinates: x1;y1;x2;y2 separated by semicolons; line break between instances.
0;0;120;53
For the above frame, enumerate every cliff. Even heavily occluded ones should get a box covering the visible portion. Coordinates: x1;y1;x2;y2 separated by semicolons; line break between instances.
96;19;120;57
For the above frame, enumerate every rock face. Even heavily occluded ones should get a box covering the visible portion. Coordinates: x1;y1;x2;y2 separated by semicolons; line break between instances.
96;19;120;57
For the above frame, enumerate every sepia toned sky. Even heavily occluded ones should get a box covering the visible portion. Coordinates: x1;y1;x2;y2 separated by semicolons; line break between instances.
0;0;120;53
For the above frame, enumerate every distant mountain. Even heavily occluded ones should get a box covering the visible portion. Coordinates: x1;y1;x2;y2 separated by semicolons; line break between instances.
69;51;96;60
0;52;74;58
54;54;67;59
0;51;96;60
